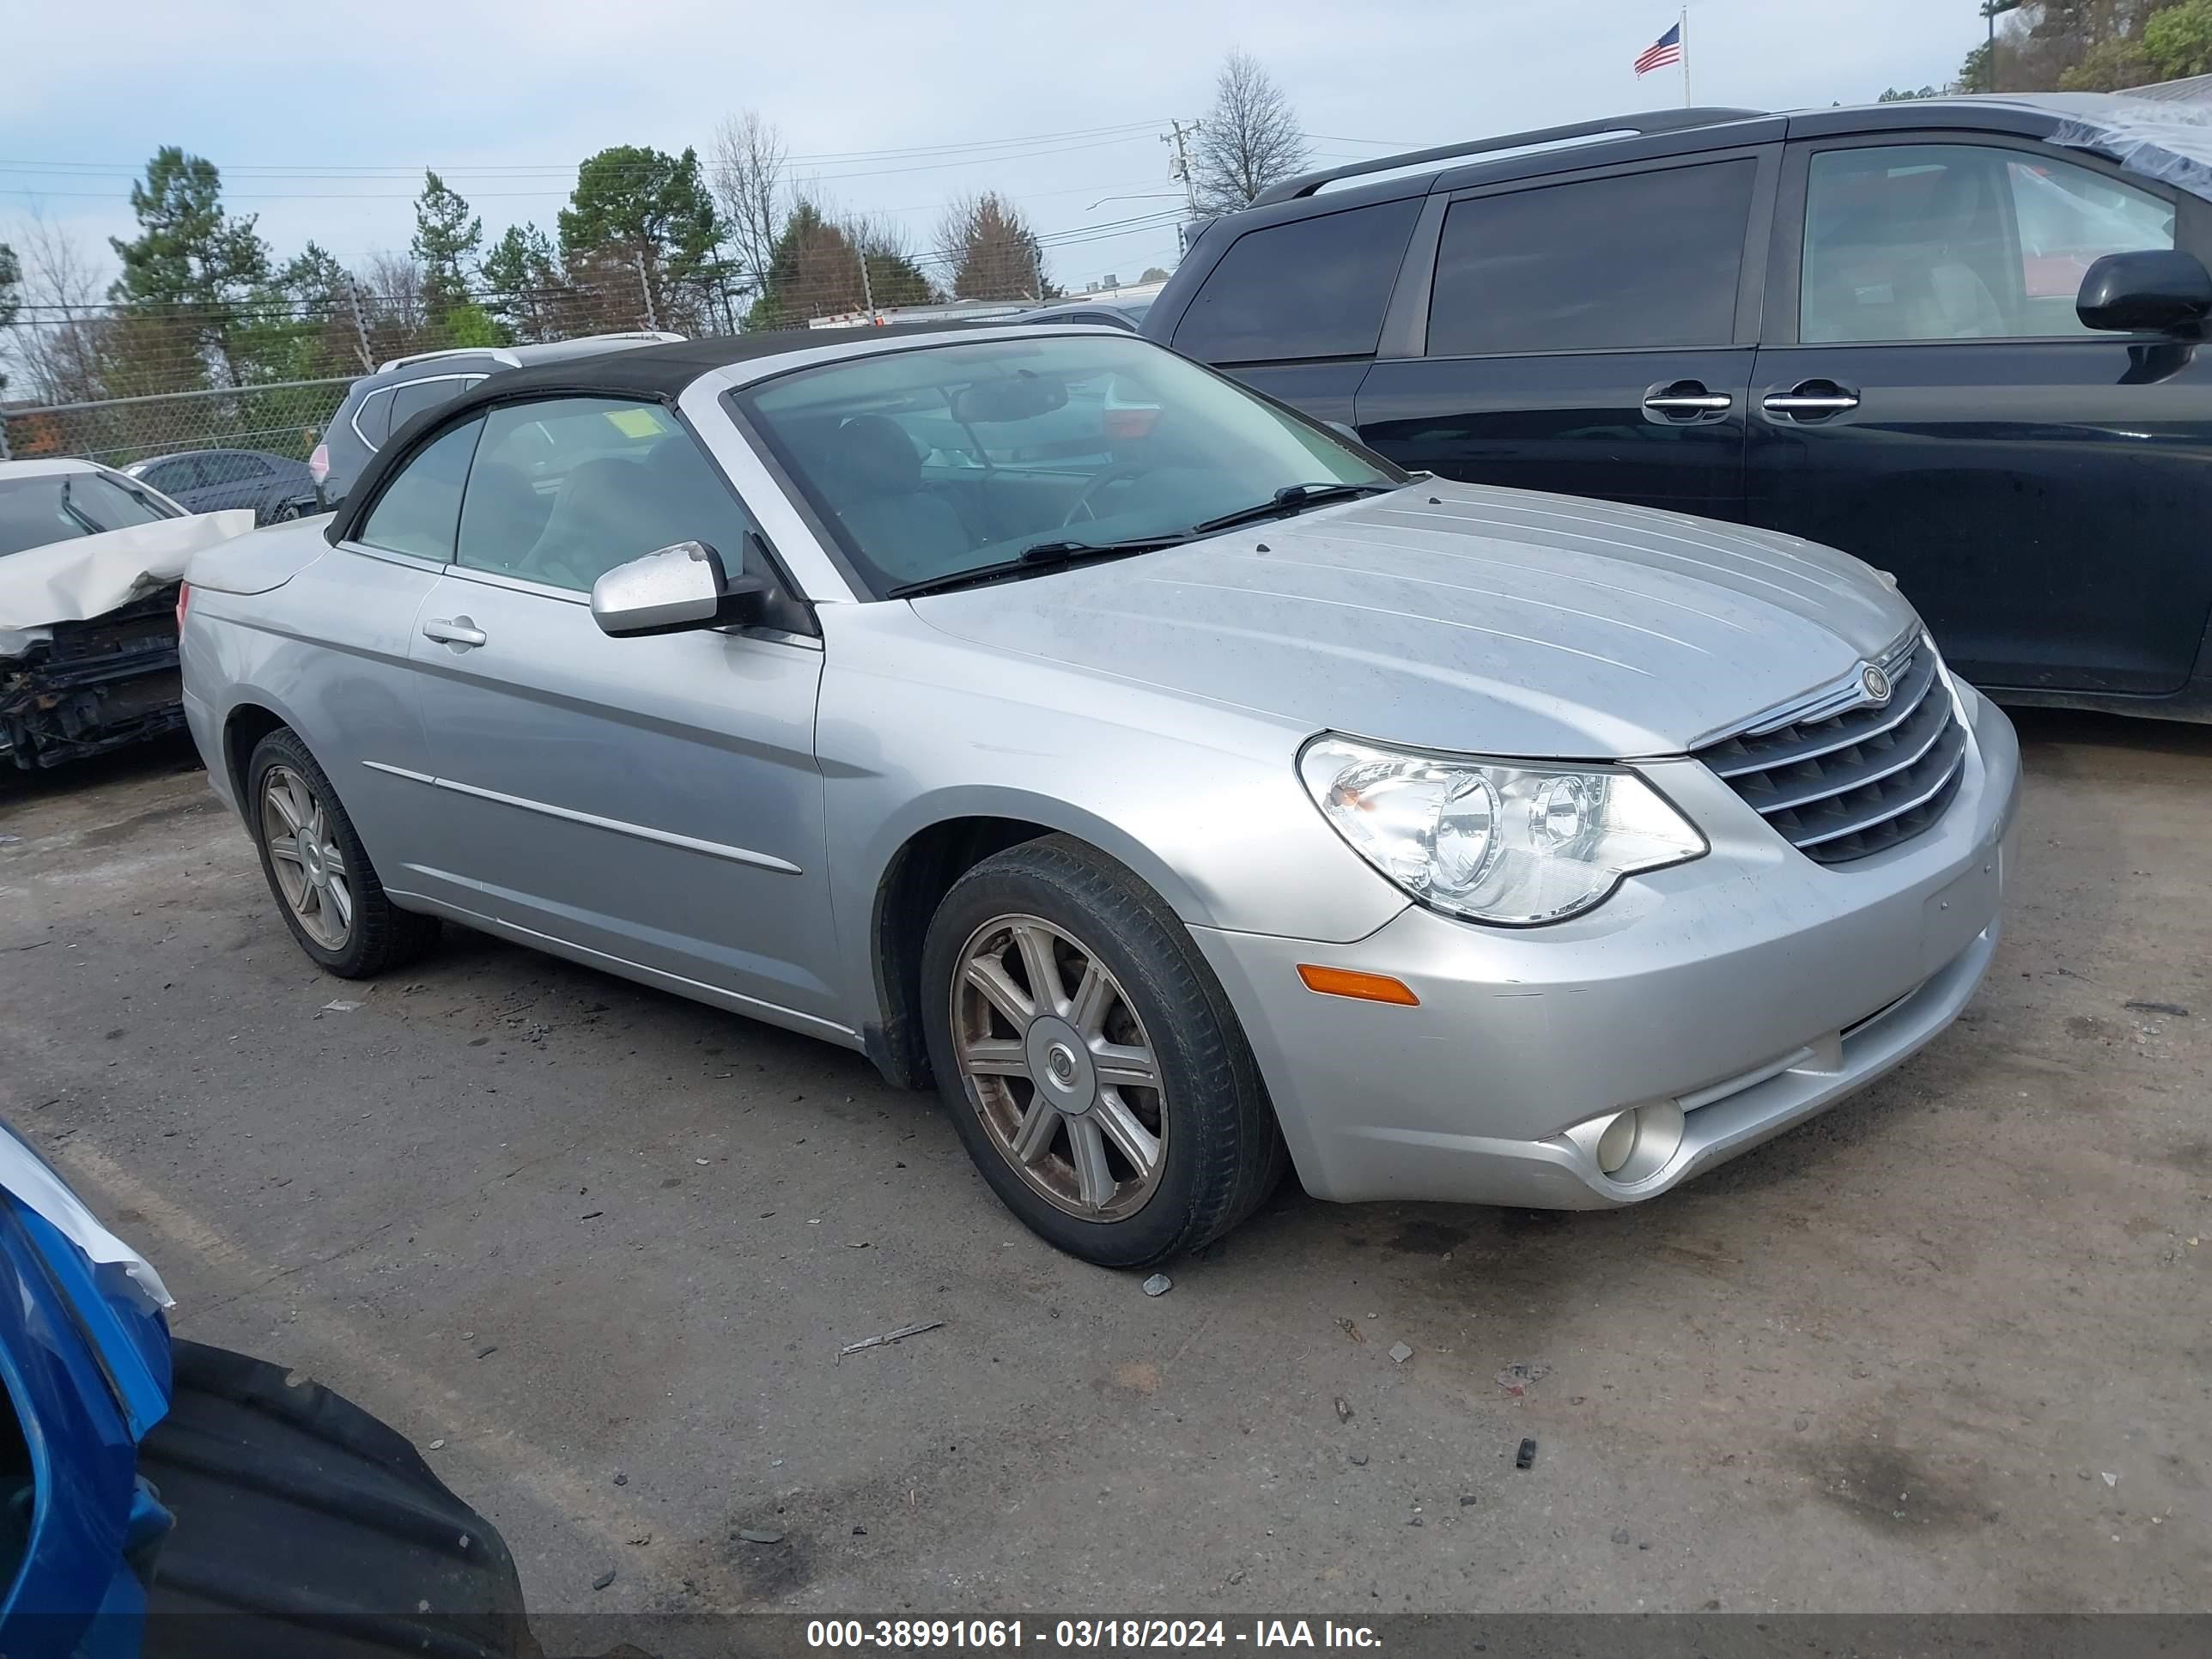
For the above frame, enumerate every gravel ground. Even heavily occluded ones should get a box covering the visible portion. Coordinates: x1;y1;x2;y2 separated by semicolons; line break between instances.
0;714;2206;1621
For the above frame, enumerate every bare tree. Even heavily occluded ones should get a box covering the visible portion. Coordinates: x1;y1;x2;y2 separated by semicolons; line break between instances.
356;250;438;362
2;210;111;404
935;191;1048;301
1192;51;1310;215
711;110;789;295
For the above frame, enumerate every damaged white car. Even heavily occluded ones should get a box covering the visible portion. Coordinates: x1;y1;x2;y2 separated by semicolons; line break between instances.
0;457;251;771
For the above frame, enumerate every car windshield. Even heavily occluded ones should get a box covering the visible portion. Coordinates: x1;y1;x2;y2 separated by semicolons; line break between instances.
733;333;1402;597
0;471;175;558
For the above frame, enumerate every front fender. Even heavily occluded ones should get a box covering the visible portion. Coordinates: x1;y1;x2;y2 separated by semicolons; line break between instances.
817;605;1408;1026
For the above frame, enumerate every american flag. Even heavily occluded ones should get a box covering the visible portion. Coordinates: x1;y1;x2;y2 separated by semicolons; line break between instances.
1636;21;1684;76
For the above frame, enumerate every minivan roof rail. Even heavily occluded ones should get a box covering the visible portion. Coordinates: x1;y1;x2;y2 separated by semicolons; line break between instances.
374;331;684;376
1251;106;1771;206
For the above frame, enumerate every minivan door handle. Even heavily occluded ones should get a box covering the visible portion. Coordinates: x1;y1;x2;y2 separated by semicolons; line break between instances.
1762;380;1862;420
422;617;487;648
1642;380;1734;422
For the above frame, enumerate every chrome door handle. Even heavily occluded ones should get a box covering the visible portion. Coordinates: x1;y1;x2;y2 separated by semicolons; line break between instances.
1762;382;1861;417
422;617;487;647
1643;392;1733;412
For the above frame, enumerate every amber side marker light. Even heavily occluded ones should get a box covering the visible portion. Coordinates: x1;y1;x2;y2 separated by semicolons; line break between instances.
1296;964;1420;1006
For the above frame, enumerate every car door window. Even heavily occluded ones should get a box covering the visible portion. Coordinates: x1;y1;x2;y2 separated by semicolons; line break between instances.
1802;143;2175;343
202;453;248;485
144;459;201;494
357;417;485;562
453;398;759;594
1426;160;1756;356
1172;198;1423;362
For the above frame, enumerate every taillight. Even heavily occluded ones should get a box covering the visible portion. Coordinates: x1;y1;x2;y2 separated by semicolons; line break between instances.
175;583;191;632
307;442;330;485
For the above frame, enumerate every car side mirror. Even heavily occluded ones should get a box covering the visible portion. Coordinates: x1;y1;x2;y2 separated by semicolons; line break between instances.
2077;249;2212;334
590;540;769;638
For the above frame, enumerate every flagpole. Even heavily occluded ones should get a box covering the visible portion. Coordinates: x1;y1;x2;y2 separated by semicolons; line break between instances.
1680;4;1692;107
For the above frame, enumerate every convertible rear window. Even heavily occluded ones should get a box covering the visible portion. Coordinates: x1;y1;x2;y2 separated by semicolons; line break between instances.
733;334;1399;597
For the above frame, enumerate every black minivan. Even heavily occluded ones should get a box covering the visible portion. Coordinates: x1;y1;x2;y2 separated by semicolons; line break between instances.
1144;94;2212;719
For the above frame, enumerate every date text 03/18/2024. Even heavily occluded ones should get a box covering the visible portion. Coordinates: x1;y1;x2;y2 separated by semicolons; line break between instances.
804;1620;1383;1649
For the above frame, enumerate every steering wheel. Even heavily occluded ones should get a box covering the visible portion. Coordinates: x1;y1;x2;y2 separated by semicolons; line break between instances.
1060;463;1153;528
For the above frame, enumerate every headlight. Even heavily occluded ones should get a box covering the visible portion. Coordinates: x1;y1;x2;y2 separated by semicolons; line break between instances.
1297;737;1706;926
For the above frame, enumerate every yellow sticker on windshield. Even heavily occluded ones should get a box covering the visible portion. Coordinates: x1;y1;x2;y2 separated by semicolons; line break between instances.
605;406;672;439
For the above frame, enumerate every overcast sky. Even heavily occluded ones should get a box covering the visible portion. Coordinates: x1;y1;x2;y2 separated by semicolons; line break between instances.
4;0;1987;298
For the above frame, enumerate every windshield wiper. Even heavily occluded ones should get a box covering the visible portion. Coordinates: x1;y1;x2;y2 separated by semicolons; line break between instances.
1189;482;1396;538
56;476;103;537
887;535;1189;599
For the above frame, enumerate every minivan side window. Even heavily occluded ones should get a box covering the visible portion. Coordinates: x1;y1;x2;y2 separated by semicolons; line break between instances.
1172;198;1423;363
352;387;396;448
387;375;480;434
453;398;759;594
357;417;485;562
1426;160;1757;357
1802;143;2176;343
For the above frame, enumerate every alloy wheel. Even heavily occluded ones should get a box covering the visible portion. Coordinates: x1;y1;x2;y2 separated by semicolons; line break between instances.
951;913;1168;1220
260;763;354;950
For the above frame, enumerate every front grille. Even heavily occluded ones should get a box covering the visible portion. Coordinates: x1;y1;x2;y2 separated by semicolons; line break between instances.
1696;637;1968;865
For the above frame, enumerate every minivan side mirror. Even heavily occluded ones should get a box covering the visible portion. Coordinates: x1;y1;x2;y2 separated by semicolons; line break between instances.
2077;249;2212;334
590;540;769;637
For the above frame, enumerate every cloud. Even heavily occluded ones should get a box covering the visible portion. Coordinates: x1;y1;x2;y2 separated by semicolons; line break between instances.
3;0;1978;291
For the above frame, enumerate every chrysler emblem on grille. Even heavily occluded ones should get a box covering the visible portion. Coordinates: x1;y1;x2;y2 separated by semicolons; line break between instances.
1861;664;1893;705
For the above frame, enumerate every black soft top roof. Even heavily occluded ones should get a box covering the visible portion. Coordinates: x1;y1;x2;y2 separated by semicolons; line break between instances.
327;321;984;544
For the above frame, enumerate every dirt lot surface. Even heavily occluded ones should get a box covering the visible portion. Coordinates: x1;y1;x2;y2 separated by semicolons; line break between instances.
1;714;2206;1620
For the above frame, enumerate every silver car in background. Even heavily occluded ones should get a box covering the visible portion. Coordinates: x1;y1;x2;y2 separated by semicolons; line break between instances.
178;326;2019;1267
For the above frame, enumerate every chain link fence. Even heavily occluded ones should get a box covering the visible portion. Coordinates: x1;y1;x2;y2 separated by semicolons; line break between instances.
0;232;1133;468
2;264;676;467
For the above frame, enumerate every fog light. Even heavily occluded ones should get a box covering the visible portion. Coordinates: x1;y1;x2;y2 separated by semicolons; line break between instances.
1595;1112;1636;1175
1588;1102;1686;1183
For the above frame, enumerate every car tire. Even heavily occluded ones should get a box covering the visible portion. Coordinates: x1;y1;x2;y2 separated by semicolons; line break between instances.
246;727;438;978
920;834;1288;1268
269;500;302;525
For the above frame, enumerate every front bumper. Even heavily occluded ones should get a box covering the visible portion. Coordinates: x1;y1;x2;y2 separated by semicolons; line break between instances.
1;592;185;771
1193;684;2021;1208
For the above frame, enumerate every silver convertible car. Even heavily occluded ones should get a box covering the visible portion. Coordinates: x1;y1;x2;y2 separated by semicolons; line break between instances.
179;325;2020;1267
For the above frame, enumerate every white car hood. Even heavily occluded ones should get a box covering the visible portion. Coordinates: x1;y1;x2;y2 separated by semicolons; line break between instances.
911;483;1920;758
0;509;253;653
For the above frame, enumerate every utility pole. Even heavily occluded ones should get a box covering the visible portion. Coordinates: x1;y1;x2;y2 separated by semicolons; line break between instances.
634;253;660;332
1162;118;1203;217
859;243;877;321
343;276;374;371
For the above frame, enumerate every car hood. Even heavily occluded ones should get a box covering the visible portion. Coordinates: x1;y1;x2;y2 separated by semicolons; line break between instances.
910;483;1920;758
